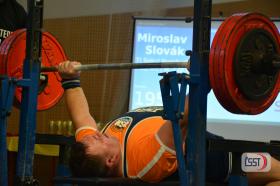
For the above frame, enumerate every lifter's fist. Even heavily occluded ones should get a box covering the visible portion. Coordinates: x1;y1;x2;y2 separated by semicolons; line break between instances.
58;61;81;79
186;61;190;71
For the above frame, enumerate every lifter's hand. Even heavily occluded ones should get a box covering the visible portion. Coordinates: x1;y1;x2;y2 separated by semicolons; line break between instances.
58;61;81;79
186;60;190;71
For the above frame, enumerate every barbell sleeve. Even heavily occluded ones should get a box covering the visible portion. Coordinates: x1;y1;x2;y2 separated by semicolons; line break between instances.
40;61;190;72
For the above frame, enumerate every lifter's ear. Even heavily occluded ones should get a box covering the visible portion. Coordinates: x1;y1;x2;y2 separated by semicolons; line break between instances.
105;154;118;168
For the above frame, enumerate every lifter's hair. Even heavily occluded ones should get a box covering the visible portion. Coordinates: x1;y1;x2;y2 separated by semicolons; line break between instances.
69;142;108;177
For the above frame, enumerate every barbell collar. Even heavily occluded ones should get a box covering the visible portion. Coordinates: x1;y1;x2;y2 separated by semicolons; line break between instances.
41;62;190;72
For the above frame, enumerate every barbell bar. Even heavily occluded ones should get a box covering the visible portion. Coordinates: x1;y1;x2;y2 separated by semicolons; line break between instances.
39;61;190;81
40;61;190;72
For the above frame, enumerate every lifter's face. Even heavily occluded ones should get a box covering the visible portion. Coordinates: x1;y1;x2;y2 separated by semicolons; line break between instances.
80;132;121;166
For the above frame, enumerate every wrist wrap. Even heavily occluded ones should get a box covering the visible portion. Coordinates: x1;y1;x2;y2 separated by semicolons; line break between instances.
62;78;80;90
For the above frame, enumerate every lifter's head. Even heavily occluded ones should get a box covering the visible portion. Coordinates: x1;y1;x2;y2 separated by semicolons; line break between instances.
69;132;122;177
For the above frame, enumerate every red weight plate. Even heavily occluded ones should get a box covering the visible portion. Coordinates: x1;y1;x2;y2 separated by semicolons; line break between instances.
219;13;264;113
221;13;280;114
210;14;245;113
210;12;280;114
209;14;236;106
209;15;229;103
221;14;272;113
220;14;256;113
216;14;245;113
4;29;66;110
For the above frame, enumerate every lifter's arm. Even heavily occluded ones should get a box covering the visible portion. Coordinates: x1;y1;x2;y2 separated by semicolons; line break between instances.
65;88;98;130
59;61;98;130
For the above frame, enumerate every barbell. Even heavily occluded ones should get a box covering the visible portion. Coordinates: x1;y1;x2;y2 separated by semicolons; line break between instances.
0;12;279;114
41;62;190;72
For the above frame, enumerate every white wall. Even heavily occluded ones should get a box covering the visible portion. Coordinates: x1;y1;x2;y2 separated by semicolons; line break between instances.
17;0;245;19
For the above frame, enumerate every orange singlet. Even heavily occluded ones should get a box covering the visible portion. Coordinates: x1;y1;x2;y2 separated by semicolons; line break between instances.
76;107;177;182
